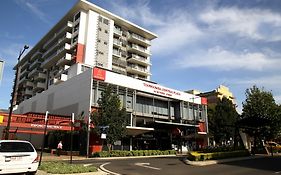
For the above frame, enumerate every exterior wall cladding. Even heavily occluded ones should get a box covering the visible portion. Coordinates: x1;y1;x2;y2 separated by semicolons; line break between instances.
14;0;209;151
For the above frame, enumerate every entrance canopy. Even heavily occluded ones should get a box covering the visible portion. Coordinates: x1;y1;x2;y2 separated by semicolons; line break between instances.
126;126;154;136
155;120;199;127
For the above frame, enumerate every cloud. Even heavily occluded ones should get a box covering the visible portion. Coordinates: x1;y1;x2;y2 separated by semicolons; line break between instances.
0;43;31;66
235;75;281;87
199;7;281;41
14;0;50;24
232;75;281;105
177;46;280;71
109;1;203;55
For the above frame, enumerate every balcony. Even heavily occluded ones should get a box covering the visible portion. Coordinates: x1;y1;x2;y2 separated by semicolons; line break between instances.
54;73;67;85
127;44;151;57
18;75;28;85
29;59;42;70
112;49;121;58
126;65;151;76
20;60;30;71
56;53;72;66
43;21;73;49
33;73;47;81
113;38;122;48
30;50;42;61
25;81;33;87
113;27;122;36
29;67;43;78
127;54;151;66
128;33;151;46
33;82;45;92
24;89;33;96
41;43;71;69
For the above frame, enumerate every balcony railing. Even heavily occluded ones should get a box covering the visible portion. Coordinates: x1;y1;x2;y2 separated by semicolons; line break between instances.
128;44;151;56
128;33;151;46
127;54;150;66
126;65;151;76
43;21;73;49
113;28;122;36
113;39;122;47
113;49;121;57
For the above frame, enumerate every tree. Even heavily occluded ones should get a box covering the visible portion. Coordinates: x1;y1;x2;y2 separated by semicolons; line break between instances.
208;97;239;145
240;85;279;141
91;86;127;151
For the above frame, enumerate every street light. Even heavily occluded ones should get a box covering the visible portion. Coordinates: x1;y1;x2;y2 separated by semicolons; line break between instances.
5;45;29;139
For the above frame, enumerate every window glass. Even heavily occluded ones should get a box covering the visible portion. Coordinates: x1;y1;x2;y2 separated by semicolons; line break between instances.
0;142;34;152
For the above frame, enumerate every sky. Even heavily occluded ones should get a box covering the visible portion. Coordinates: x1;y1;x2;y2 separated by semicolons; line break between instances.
0;0;281;113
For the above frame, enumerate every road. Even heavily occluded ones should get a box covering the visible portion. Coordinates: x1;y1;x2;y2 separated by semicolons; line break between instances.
96;156;281;175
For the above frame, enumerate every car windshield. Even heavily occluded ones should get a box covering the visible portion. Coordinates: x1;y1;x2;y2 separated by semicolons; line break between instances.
0;142;34;152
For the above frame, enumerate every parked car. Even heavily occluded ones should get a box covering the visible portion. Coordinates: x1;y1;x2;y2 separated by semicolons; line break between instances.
0;140;39;175
266;141;281;151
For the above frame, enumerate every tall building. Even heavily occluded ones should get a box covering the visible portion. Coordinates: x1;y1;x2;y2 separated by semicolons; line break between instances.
186;85;236;107
12;0;208;152
15;0;156;106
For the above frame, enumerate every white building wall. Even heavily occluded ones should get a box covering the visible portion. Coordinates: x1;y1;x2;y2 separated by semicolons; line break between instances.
15;69;93;119
84;10;99;66
78;11;87;45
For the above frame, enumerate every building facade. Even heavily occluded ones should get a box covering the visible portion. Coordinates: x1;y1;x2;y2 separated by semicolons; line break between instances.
15;0;156;106
12;0;208;152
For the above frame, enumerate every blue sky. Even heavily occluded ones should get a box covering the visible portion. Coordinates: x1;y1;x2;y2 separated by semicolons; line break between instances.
0;0;281;113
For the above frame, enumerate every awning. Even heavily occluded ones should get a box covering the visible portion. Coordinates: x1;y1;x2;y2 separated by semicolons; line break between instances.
126;126;154;136
155;120;199;127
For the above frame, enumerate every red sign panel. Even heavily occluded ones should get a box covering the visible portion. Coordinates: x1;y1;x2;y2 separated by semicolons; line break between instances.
93;67;106;81
201;97;208;105
198;122;206;132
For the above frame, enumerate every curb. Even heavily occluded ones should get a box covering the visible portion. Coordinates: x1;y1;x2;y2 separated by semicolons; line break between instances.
184;155;266;166
37;169;107;175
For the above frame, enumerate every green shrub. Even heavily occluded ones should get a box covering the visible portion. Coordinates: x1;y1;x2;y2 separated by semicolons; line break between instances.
187;150;250;161
90;149;176;157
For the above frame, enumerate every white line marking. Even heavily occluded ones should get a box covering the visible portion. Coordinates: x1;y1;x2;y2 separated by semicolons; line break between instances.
275;171;281;174
100;162;121;175
135;162;161;170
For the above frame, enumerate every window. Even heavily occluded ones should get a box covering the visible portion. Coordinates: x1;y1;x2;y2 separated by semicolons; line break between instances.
74;12;80;21
103;18;109;25
105;30;108;34
0;142;34;152
99;16;102;22
74;23;79;32
98;27;102;31
104;41;107;45
97;39;101;43
72;35;78;43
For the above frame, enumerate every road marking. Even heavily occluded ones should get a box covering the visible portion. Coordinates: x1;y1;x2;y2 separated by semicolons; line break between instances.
275;171;281;174
135;162;161;170
100;162;121;175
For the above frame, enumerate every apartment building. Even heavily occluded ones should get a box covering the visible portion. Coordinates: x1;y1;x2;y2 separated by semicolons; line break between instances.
12;0;208;152
15;0;156;106
186;85;236;108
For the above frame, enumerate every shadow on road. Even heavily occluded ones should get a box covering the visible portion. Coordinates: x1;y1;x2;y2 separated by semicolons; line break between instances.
220;156;281;172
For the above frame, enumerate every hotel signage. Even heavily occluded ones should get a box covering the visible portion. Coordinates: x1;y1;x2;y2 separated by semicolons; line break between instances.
93;67;205;104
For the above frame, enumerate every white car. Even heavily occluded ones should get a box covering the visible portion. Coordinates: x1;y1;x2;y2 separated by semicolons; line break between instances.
0;140;39;175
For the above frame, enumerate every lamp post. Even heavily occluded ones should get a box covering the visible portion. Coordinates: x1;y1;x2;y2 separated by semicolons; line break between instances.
5;45;29;140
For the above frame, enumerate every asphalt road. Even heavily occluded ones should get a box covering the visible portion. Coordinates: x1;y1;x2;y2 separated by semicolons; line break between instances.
99;156;281;175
